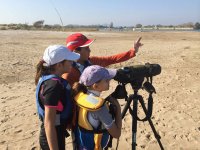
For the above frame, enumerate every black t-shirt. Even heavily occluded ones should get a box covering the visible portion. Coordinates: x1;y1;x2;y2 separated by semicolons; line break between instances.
39;78;65;112
38;78;67;150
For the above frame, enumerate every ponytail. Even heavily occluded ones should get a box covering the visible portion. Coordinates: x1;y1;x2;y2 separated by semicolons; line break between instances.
35;60;67;85
72;82;87;98
35;60;47;85
35;60;55;85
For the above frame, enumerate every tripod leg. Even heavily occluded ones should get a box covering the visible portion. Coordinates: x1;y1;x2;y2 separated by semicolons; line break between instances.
132;97;138;150
121;95;138;150
138;97;164;150
147;117;164;150
121;95;133;119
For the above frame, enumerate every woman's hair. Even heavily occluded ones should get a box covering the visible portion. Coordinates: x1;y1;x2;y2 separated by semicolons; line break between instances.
75;47;82;52
72;82;88;98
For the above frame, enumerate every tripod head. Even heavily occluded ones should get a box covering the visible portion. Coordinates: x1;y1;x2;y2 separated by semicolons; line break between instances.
111;77;155;99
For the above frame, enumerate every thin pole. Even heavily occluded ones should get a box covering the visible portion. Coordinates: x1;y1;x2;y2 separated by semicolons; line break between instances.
48;0;64;27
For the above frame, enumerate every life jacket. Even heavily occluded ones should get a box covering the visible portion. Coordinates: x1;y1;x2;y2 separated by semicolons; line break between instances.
36;74;73;127
72;60;92;74
74;92;110;150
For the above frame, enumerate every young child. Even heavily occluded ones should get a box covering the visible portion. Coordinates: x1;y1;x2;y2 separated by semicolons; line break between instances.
35;45;80;150
72;65;122;150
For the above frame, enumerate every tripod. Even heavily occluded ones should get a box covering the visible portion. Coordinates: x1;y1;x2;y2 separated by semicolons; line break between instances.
121;80;164;150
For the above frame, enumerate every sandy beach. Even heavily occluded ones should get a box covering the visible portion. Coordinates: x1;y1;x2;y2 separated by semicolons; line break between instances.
0;30;200;150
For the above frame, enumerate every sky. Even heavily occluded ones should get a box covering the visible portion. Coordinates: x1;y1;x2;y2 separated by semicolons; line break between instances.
0;0;199;27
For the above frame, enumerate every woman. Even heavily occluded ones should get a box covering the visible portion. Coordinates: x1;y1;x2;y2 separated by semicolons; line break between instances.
72;65;122;150
35;45;80;150
63;33;143;86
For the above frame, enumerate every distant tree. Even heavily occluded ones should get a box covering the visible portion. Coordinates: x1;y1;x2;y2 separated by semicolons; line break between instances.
33;20;44;28
194;22;200;30
144;25;154;28
18;23;30;30
8;23;17;27
53;24;62;29
178;22;194;28
184;22;194;28
135;24;142;28
157;24;163;27
44;24;52;29
65;24;75;28
109;22;114;28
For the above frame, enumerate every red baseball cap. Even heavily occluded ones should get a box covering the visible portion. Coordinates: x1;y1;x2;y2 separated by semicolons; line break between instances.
66;33;95;51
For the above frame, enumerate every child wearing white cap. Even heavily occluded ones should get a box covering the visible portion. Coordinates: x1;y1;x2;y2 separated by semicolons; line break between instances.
72;65;122;150
35;45;80;150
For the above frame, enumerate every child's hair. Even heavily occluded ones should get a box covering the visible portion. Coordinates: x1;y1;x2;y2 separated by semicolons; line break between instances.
72;82;88;98
35;60;65;85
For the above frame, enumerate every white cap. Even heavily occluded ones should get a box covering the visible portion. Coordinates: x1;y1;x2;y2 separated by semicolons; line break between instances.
43;45;80;66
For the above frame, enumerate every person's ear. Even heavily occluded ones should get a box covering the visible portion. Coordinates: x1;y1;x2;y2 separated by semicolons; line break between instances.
57;62;63;68
92;83;99;90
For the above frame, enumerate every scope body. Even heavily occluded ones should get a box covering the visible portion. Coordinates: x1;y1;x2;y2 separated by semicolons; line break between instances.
114;63;161;84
